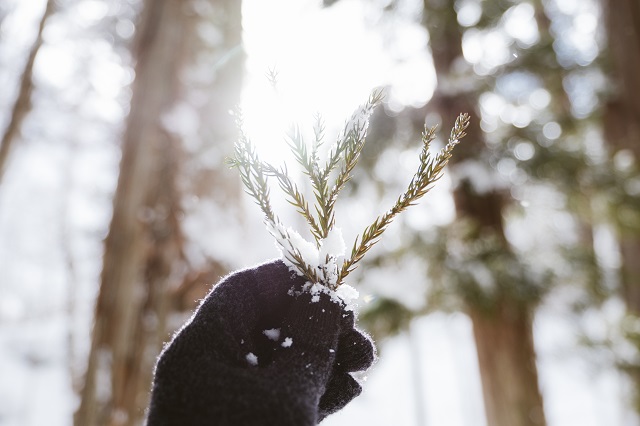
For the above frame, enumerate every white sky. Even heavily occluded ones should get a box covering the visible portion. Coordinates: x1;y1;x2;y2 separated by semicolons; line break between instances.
240;0;435;163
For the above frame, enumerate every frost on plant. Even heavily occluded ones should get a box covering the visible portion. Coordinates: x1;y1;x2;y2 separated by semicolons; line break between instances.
228;90;469;290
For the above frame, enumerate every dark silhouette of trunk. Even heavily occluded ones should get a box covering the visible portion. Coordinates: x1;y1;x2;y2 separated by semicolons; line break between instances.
0;0;55;184
603;0;640;309
602;0;640;407
422;1;546;425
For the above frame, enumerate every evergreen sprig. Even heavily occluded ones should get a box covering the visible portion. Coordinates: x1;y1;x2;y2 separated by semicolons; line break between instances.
226;115;320;284
263;163;323;243
228;94;469;289
337;113;470;284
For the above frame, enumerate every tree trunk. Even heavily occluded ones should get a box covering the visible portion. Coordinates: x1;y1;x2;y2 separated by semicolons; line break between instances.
422;1;547;425
75;0;190;424
602;0;640;407
603;0;640;161
0;0;55;184
75;0;245;424
603;0;640;312
468;302;545;426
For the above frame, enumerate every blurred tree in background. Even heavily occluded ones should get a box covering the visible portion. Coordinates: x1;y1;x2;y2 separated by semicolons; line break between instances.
354;0;637;425
73;0;243;425
422;1;547;424
0;0;242;424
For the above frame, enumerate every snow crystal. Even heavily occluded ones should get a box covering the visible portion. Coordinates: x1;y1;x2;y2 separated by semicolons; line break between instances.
263;328;281;341
265;213;348;290
335;284;359;308
245;352;258;366
320;227;346;259
303;281;360;310
281;337;293;348
318;260;339;287
287;229;319;267
262;191;357;305
266;221;319;275
307;283;325;303
316;227;347;287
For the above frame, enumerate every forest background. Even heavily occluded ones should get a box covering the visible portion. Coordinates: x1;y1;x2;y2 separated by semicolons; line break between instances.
1;0;639;425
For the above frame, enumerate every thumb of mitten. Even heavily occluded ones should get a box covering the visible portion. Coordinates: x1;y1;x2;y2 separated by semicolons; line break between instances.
318;309;375;419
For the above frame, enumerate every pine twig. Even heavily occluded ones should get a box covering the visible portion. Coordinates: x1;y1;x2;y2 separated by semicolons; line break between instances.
229;91;468;290
226;122;276;225
263;163;323;243
316;90;383;237
337;113;470;285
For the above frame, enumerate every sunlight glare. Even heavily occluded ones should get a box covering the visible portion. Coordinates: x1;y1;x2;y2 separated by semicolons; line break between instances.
241;0;390;164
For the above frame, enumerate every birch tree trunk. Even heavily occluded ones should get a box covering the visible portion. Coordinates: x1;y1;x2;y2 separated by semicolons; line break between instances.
422;1;546;425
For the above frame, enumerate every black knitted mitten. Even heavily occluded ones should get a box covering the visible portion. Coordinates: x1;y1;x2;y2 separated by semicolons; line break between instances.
146;260;375;426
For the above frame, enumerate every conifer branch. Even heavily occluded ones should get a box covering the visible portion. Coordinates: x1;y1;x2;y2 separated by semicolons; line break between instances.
285;124;333;241
229;93;468;290
317;90;383;238
337;113;470;284
263;163;323;243
227;116;319;284
311;114;325;168
286;125;314;175
226;121;277;225
266;221;320;284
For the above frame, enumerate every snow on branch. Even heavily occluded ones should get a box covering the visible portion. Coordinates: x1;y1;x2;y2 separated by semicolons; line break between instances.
228;90;469;290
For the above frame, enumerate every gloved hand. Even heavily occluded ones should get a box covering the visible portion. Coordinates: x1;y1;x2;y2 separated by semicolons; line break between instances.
146;259;375;426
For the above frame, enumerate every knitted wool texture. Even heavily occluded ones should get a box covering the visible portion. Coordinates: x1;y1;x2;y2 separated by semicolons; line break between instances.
146;260;375;426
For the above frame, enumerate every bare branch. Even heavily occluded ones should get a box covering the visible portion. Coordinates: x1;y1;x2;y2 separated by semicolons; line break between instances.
0;0;56;184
